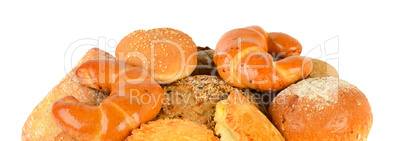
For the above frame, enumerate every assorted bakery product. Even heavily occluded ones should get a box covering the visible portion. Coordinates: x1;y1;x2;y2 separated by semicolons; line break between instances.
52;59;164;140
126;119;218;141
215;91;284;141
191;46;217;76
268;77;373;140
116;28;197;84
156;75;267;130
213;26;313;92
22;26;372;140
308;58;339;78
22;48;113;140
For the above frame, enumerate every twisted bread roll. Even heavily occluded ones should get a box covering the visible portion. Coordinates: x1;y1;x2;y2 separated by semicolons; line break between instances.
22;48;113;141
213;26;313;92
52;59;164;140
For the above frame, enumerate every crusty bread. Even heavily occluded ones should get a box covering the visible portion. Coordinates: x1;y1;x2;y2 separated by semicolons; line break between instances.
214;90;284;141
22;48;114;141
156;75;268;130
191;46;217;76
307;58;339;78
126;119;219;141
268;77;373;140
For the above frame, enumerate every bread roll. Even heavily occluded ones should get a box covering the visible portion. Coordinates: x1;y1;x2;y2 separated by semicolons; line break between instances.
21;48;114;141
116;28;197;84
191;46;217;76
156;75;268;130
126;119;219;141
308;58;339;78
268;77;373;140
213;26;313;92
215;91;284;141
52;60;164;140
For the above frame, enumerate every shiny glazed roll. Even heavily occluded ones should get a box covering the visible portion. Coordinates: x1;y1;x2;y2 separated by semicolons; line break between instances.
52;59;164;141
213;26;313;92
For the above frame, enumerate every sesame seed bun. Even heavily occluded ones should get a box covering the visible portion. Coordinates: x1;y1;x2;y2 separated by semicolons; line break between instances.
268;77;373;140
116;28;197;84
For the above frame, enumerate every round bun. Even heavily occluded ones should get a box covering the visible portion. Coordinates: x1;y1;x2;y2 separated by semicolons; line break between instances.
126;119;218;141
116;28;197;84
268;77;372;140
308;58;339;78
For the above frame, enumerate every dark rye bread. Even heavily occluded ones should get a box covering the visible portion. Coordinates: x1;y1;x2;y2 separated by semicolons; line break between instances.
191;46;217;76
156;75;268;130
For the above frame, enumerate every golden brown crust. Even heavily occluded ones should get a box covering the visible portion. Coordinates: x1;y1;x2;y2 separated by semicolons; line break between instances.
116;28;197;84
52;59;164;140
213;26;313;92
215;91;284;141
22;48;114;141
268;77;373;141
126;119;219;141
307;58;339;78
156;75;268;130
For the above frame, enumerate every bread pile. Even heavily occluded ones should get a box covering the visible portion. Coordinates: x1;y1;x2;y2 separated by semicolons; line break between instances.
22;26;372;141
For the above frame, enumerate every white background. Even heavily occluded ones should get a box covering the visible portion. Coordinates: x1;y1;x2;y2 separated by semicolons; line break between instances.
1;0;400;140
